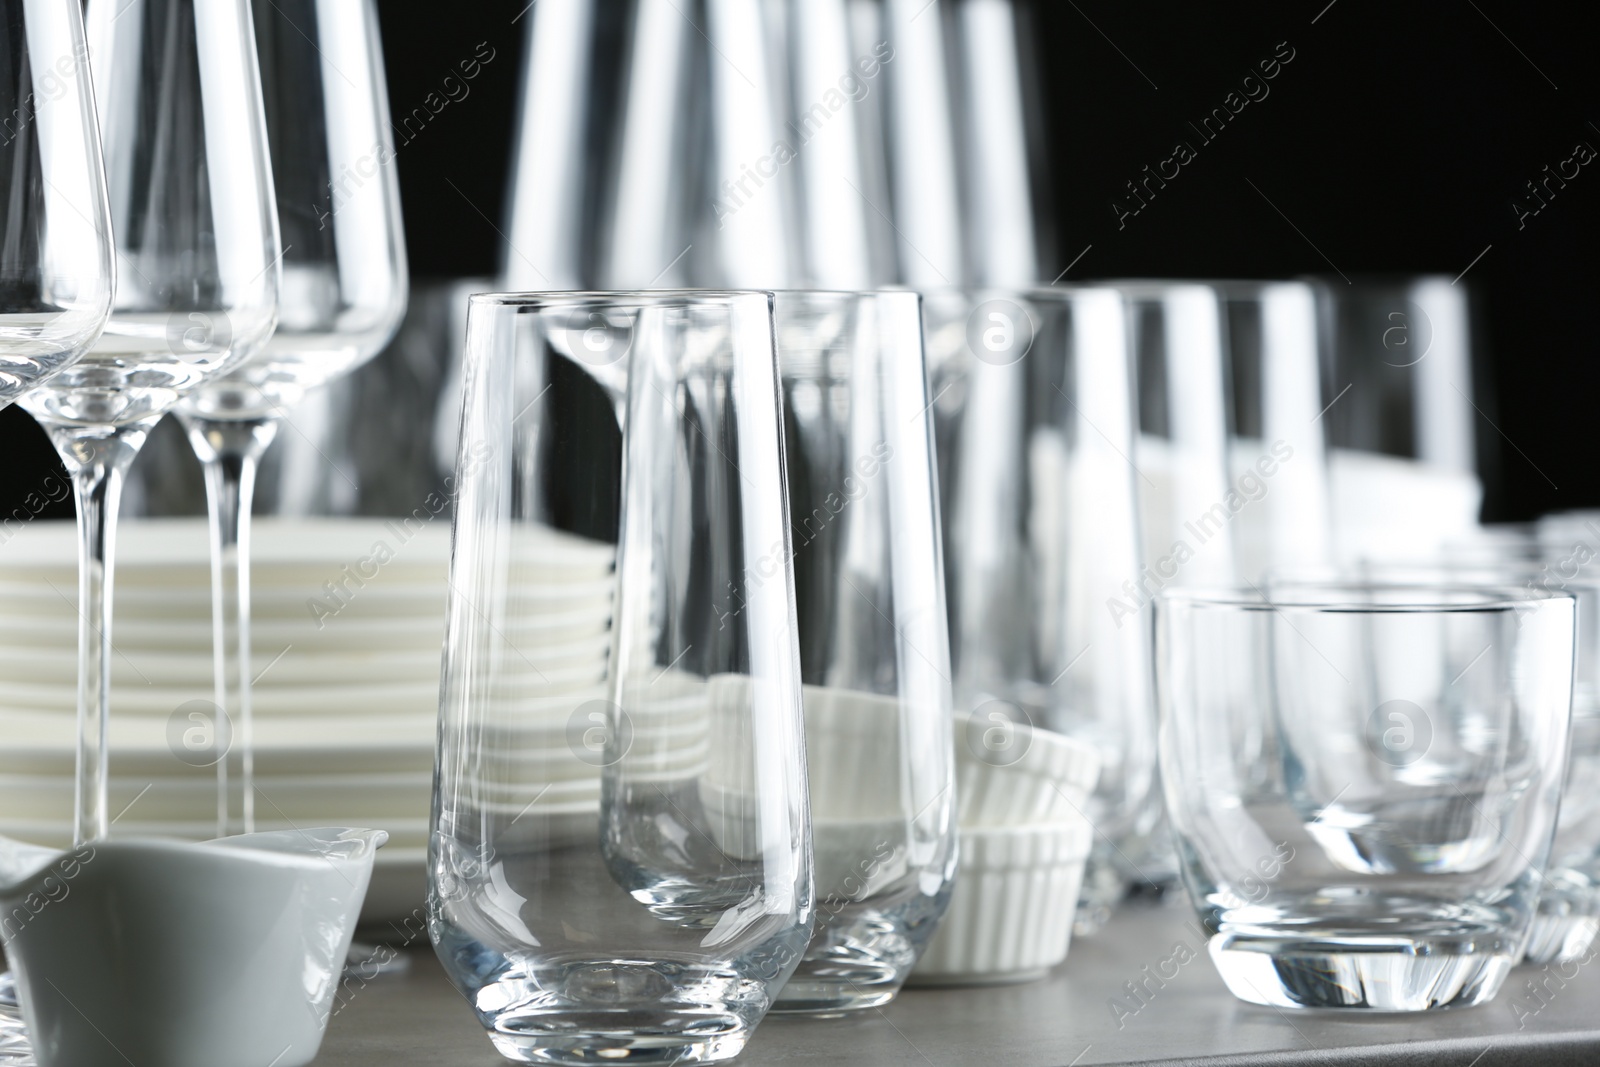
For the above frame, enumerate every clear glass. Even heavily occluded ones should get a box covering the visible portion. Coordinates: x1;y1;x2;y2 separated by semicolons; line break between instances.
768;290;955;1012
0;0;114;1056
1158;583;1575;1010
1216;281;1333;581
1310;276;1484;562
17;0;279;849
431;292;811;1064
1111;279;1340;891
1354;560;1600;964
924;287;1156;934
1114;281;1236;589
176;0;406;836
0;0;113;405
500;0;1047;292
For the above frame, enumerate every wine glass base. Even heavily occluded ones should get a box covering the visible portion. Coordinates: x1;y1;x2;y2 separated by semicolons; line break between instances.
1209;934;1514;1010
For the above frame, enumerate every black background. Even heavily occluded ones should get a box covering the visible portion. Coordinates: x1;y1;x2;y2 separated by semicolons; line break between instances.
3;0;1593;522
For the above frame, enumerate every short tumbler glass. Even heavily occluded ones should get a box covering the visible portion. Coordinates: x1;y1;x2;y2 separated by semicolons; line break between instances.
1158;583;1574;1011
770;290;957;1011
430;292;812;1063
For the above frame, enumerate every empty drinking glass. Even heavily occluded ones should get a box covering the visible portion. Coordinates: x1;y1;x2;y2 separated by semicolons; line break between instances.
1354;560;1600;964
1311;276;1484;562
770;290;956;1011
1217;281;1333;581
927;287;1156;934
431;292;811;1063
1158;582;1574;1010
1115;281;1236;590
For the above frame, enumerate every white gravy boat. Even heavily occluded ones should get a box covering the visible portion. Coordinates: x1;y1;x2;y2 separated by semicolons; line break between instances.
0;827;386;1067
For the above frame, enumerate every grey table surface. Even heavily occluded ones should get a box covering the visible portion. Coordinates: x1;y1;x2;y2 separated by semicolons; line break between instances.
319;899;1600;1066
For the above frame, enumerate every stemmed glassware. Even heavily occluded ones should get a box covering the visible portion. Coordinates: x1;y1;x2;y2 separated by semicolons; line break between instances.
18;0;280;847
0;0;115;1055
176;0;406;835
432;291;811;1063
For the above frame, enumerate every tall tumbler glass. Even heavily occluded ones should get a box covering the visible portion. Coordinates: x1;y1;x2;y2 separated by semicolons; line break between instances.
1217;281;1333;581
431;292;812;1064
927;287;1156;934
769;290;956;1012
1115;281;1235;591
1158;583;1574;1010
1311;276;1484;562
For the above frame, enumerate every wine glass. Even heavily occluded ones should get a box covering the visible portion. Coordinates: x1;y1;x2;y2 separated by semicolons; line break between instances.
0;0;115;1055
18;0;280;848
176;0;406;835
432;292;811;1063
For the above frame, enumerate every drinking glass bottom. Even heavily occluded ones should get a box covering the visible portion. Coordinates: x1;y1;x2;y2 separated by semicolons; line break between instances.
0;973;33;1066
1209;931;1516;1011
771;914;917;1014
458;957;767;1065
1523;867;1600;965
1074;851;1128;937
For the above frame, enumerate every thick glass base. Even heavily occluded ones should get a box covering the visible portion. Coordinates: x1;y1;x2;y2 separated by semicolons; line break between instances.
770;906;929;1014
0;976;32;1067
1208;934;1514;1010
487;1020;749;1065
1074;853;1128;937
466;959;765;1065
1523;868;1600;965
771;956;902;1015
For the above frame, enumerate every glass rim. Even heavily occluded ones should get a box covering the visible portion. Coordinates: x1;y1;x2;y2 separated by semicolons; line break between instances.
1361;563;1600;593
916;284;1118;302
1100;277;1315;297
1272;562;1600;593
467;288;930;308
467;289;774;309
1157;581;1576;614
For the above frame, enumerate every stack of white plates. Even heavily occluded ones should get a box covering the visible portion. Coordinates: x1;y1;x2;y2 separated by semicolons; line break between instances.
0;516;617;920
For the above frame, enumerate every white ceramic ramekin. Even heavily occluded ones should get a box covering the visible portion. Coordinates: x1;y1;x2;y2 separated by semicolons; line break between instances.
952;711;1101;826
910;814;1093;984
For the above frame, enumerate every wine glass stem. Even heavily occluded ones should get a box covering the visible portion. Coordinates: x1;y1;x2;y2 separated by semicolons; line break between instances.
184;415;279;837
49;425;154;848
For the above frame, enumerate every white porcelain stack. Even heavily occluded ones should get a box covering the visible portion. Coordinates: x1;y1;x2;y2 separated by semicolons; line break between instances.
0;516;616;920
911;714;1101;985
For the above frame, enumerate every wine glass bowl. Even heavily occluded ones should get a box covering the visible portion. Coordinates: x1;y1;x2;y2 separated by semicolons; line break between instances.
23;0;280;435
181;0;406;422
0;0;114;407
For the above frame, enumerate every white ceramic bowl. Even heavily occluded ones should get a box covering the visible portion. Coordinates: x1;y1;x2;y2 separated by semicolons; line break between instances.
910;815;1093;985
